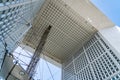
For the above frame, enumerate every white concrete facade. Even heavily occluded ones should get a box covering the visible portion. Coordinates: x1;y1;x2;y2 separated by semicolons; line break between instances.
62;27;120;80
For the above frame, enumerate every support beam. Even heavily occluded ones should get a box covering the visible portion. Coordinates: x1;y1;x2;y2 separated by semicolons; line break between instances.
26;26;52;79
1;43;8;69
5;61;18;80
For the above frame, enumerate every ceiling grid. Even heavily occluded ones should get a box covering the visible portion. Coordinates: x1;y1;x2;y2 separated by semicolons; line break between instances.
23;0;113;63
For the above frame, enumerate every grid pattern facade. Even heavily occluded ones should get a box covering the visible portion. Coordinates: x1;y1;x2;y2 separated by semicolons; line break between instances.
23;0;96;62
0;0;26;5
0;0;45;69
62;33;120;80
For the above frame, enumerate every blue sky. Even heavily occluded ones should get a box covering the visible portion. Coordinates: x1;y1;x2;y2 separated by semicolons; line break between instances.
91;0;120;26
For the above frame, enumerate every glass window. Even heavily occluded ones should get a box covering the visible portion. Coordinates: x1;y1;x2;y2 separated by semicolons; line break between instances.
16;6;19;9
0;17;5;21
5;2;10;5
112;77;115;80
11;0;15;4
0;11;2;15
8;8;11;12
2;25;6;29
7;0;9;2
12;7;15;11
9;13;12;17
0;3;4;6
1;14;6;18
2;10;6;14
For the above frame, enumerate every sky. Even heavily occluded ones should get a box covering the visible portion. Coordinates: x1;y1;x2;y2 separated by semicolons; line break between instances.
13;47;61;80
33;58;61;80
91;0;120;26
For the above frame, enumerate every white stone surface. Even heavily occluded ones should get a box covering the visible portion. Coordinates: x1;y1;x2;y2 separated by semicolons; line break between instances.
99;26;120;53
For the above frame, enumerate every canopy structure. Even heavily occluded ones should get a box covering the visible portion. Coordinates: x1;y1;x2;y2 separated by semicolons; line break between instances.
23;0;114;63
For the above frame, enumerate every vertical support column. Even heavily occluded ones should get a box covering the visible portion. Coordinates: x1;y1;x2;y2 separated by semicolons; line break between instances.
26;26;52;79
5;61;18;80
